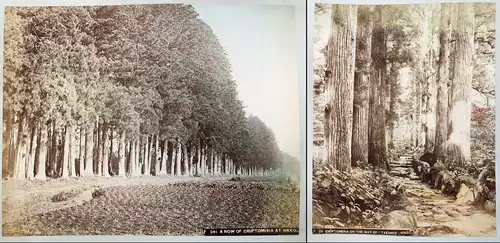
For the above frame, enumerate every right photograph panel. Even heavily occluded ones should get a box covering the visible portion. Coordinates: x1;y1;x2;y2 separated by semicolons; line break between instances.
312;2;497;237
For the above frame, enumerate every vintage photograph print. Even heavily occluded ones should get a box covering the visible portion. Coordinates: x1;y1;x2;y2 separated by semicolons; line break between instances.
312;3;496;237
2;3;301;237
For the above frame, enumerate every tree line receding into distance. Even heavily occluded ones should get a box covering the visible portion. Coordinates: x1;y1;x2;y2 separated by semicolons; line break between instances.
2;4;286;181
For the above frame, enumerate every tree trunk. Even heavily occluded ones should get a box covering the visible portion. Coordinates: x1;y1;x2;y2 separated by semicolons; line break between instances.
118;131;126;177
434;3;451;164
196;140;201;175
368;7;389;170
352;5;373;167
84;124;94;176
155;135;160;175
35;124;48;180
61;126;70;178
96;121;102;176
49;122;58;178
144;136;149;176
26;122;38;180
102;122;110;177
13;115;29;180
68;125;77;177
183;143;189;176
148;135;153;175
129;139;136;177
135;139;141;177
160;139;168;175
424;6;438;153
447;3;474;166
2;109;13;177
78;127;84;177
175;140;182;176
324;5;357;172
200;145;206;175
170;141;176;176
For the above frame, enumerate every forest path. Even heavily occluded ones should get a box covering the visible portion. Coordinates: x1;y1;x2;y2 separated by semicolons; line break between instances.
2;175;299;236
389;156;496;237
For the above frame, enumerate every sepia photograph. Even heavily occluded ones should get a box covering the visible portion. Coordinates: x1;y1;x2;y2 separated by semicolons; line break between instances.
2;2;301;237
312;2;496;237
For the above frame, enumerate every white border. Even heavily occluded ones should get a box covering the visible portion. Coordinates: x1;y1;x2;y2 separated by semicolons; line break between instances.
308;0;499;242
0;0;307;242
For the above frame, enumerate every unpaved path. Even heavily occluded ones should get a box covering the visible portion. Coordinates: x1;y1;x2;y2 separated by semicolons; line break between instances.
390;156;496;237
2;175;299;236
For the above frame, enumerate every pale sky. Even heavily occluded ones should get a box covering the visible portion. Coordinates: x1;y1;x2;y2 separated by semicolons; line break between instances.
193;4;300;160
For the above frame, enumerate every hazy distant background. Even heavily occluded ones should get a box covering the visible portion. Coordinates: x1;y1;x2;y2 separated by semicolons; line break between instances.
193;5;300;164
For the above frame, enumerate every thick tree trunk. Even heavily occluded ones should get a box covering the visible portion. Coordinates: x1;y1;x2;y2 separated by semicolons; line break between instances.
424;5;438;152
102;123;110;177
68;126;77;177
368;8;389;170
195;144;200;175
188;143;193;175
96;121;102;176
352;5;373;167
61;126;70;178
171;141;176;176
196;140;201;175
324;5;357;172
200;145;206;175
35;124;48;180
118;131;126;177
148;135;153;175
183;143;189;176
214;154;219;175
78;127;85;177
2;109;13;177
49;123;58;178
210;148;215;174
129;139;136;177
144;136;149;176
13;115;29;180
160;140;168;175
155;135;160;175
84;124;94;176
175;141;182;176
135;139;141;177
26;123;38;180
447;4;474;166
434;4;451;164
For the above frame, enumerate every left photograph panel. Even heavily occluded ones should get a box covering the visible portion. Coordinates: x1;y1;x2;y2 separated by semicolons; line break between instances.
2;2;302;239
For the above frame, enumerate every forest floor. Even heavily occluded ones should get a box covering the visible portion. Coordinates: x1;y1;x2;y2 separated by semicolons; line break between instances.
2;174;299;236
389;156;496;237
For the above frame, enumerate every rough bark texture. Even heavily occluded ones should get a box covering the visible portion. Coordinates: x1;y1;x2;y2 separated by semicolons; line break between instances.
324;5;357;172
183;144;189;176
68;125;76;177
14;115;29;180
176;141;182;176
84;124;94;176
35;124;47;180
424;6;438;153
26;123;38;180
434;4;451;164
2;110;13;177
352;5;373;167
102;123;110;177
118;131;126;177
61;126;70;178
368;7;389;170
160;140;168;175
155;135;160;175
79;127;85;177
447;3;474;166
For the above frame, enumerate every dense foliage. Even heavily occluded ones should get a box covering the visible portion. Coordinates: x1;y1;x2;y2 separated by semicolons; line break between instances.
3;5;284;179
